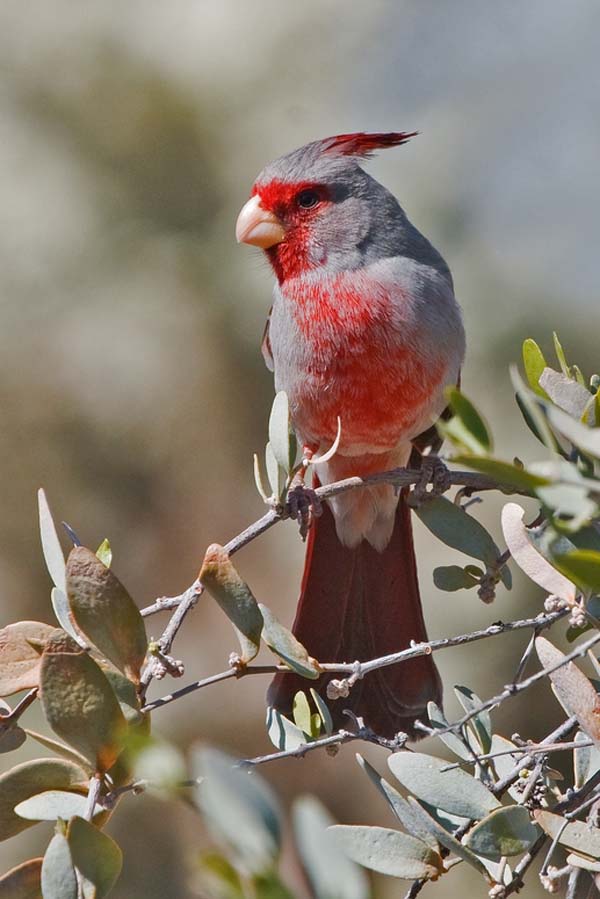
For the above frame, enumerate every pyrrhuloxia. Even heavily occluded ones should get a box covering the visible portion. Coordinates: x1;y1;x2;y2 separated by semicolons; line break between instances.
236;132;465;737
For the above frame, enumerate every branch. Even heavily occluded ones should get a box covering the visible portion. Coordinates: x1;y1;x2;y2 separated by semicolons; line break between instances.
137;464;533;695
141;610;568;715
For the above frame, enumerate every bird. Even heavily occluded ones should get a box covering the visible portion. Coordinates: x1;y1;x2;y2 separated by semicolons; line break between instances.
236;132;465;738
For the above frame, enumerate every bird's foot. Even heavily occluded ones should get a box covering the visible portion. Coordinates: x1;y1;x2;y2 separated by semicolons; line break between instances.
408;454;451;507
286;481;323;541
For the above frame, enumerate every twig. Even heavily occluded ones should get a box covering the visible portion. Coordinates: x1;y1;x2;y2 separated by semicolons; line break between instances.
141;610;568;714
431;632;600;742
492;718;577;797
241;729;359;766
137;465;532;695
503;833;547;897
403;878;427;899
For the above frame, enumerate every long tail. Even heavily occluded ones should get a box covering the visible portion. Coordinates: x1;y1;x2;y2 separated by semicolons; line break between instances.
267;489;441;739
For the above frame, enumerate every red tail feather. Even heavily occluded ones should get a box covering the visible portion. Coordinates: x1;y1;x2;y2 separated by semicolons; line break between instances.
267;489;441;739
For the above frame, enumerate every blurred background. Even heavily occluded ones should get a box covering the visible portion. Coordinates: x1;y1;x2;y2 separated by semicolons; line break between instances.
1;1;599;895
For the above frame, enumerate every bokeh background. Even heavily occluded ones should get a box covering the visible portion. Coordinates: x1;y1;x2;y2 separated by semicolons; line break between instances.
1;1;599;896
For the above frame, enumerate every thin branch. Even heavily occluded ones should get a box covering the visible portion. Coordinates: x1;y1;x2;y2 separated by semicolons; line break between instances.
492;717;577;797
503;833;548;897
141;610;568;714
138;464;532;695
431;631;600;742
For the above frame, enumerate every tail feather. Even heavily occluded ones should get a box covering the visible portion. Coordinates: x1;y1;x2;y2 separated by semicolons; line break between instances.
267;490;441;739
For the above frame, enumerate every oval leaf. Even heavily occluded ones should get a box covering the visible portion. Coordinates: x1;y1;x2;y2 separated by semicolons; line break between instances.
539;368;592;419
501;503;576;601
268;392;295;475
535;810;600;859
195;747;282;874
388;751;501;820
41;831;77;899
522;338;548;397
464;805;540;860
199;545;263;663
452;454;549;492
0;858;42;898
293;797;369;899
39;632;128;773
415;496;500;567
0;758;88;842
433;565;480;592
259;604;320;678
554;550;600;594
266;707;306;752
329;825;442;881
536;636;600;745
447;387;493;453
426;702;472;760
66;546;147;684
0;621;58;696
15;790;102;822
405;796;491;879
38;489;66;593
67;816;123;898
355;754;438;850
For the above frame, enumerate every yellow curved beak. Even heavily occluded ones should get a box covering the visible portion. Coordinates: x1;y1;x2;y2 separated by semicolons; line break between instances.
235;195;286;248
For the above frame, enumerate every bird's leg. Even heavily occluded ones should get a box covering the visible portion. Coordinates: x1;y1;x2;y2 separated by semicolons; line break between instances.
286;444;323;540
407;449;451;507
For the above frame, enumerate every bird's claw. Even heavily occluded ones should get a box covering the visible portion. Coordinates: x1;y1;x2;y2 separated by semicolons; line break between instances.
286;484;322;540
408;455;451;507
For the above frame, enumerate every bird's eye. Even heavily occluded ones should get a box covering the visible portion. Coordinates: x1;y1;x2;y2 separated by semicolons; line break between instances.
296;189;320;209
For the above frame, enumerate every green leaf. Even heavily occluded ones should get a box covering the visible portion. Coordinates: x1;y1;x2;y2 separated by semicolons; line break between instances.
536;637;600;745
268;392;296;475
522;338;548;397
454;685;492;754
15;790;102;822
426;702;472;760
452;454;549;492
554;550;600;594
464;805;540;860
446;387;493;452
265;443;284;501
573;730;600;789
195;747;282;874
67;816;123;898
553;331;571;377
433;565;480;592
292;692;316;738
66;546;147;685
0;858;42;897
329;826;442;881
197;851;244;899
545;403;600;459
293;796;369;899
355;755;438;849
265;707;306;752
38;488;66;594
0;757;87;841
388;751;501;820
406;796;491;878
0;620;59;696
501;503;575;601
535;810;600;859
41;831;77;899
95;539;112;568
415;495;501;567
39;632;128;773
310;689;333;736
259;604;320;678
511;365;561;451
200;545;263;663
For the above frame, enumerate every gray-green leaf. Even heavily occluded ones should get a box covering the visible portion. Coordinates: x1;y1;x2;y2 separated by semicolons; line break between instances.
329;826;443;880
464;805;540;860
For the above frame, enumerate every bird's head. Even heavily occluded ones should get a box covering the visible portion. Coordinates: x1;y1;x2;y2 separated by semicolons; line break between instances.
236;132;416;283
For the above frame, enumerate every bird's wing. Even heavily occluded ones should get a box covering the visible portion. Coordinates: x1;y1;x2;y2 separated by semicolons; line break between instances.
261;307;274;372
